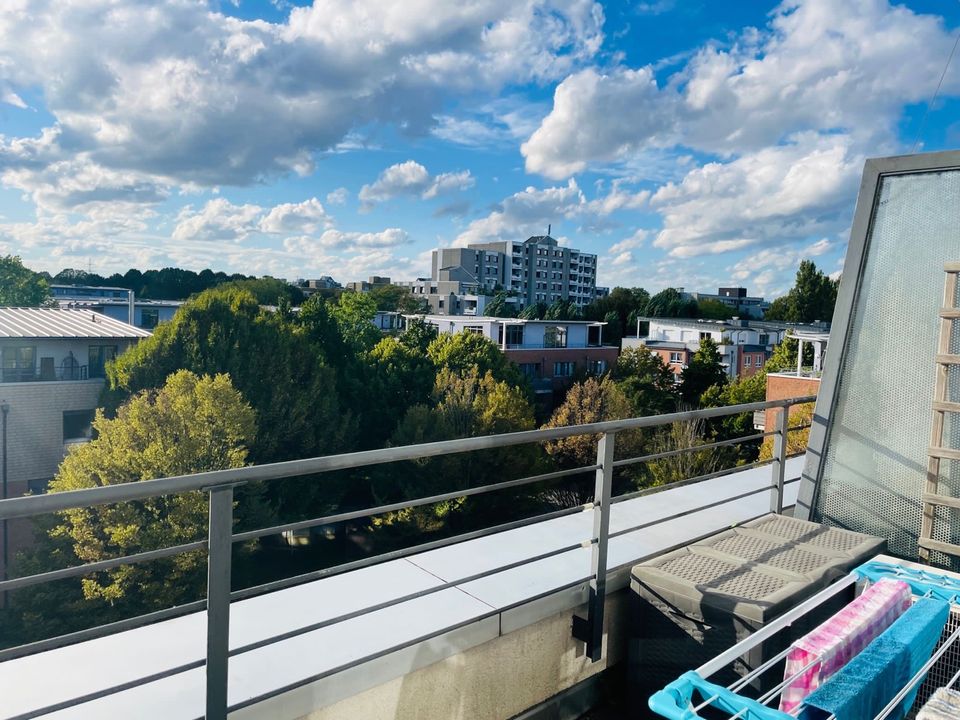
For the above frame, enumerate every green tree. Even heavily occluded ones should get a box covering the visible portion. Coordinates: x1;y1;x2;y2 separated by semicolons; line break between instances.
700;368;768;463
375;368;541;533
764;260;838;324
679;337;727;405
541;376;644;504
486;291;518;318
331;291;381;353
697;299;734;320
645;288;699;318
427;331;522;387
368;284;411;312
218;277;304;306
646;418;721;486
365;336;436;444
544;299;581;321
400;317;439;354
0;256;50;306
584;287;650;338
520;302;547;320
48;371;256;606
614;346;678;417
106;287;347;471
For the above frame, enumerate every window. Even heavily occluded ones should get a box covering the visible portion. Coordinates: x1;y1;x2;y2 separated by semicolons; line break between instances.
588;360;606;375
670;351;683;363
141;307;160;329
463;326;483;335
743;354;752;366
699;332;712;341
758;334;769;345
519;362;540;378
544;325;567;349
63;409;96;442
2;345;36;382
505;325;523;347
88;345;118;379
554;361;575;377
27;478;50;495
756;355;763;367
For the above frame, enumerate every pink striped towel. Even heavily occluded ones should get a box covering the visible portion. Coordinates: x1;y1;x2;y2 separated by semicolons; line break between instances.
778;577;912;714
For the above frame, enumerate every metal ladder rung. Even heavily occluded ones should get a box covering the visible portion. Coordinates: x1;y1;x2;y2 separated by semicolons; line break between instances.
922;492;960;510
933;401;960;413
929;446;960;461
941;309;960;319
936;354;960;365
919;537;960;557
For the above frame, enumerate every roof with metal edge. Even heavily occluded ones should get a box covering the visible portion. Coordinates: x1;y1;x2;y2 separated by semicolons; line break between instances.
0;307;153;339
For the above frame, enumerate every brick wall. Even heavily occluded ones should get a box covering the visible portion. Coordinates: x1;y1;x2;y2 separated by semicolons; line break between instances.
764;373;820;429
0;380;104;578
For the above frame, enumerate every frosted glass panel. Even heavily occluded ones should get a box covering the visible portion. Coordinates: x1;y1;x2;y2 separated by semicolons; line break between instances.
815;169;960;565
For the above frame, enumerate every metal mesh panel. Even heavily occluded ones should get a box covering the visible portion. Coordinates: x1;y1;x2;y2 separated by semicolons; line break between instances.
911;606;960;717
815;169;960;562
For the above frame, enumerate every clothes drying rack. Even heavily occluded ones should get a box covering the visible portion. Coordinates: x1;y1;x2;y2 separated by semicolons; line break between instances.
648;555;960;720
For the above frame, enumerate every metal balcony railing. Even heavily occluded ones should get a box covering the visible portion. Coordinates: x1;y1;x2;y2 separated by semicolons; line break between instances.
1;365;89;383
0;395;815;720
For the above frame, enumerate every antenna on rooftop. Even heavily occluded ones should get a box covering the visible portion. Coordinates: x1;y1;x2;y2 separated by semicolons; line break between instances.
547;224;551;236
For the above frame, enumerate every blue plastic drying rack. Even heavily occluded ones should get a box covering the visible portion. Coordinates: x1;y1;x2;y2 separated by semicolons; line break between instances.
647;557;960;720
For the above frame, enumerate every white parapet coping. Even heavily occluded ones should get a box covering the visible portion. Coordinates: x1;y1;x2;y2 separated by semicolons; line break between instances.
1;457;804;720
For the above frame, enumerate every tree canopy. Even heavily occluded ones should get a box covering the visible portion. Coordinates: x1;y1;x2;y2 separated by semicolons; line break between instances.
105;287;347;472
427;331;523;387
614;346;678;417
0;255;50;306
48;371;256;607
50;266;254;300
679;337;728;405
764;260;838;324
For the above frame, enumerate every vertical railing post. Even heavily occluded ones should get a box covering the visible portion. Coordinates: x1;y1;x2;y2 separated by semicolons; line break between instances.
205;483;236;720
770;405;790;514
572;430;615;662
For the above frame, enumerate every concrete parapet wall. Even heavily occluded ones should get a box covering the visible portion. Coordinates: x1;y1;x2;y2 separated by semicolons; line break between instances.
281;592;628;720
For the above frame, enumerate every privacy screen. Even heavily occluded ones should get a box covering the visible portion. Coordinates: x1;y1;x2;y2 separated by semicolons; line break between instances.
807;161;960;566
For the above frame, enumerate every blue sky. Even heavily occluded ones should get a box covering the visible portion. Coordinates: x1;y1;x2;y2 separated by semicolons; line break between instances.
1;0;959;298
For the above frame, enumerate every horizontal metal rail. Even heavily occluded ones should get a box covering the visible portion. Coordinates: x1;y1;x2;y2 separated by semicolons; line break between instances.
230;503;588;601
0;394;816;720
0;395;815;520
232;464;599;543
0;540;207;594
611;432;768;469
611;460;768;505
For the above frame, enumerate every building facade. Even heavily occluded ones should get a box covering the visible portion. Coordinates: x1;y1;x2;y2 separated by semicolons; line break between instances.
416;315;619;394
0;308;151;578
680;286;771;318
51;285;180;329
624;317;828;381
431;235;602;311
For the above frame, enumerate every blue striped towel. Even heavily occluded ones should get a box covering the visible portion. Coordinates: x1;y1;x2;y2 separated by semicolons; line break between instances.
800;596;950;720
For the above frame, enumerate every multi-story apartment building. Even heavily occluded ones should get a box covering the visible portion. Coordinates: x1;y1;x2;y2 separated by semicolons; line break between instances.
679;286;771;318
51;284;180;330
0;307;151;578
418;315;619;394
624;317;829;381
345;276;392;293
431;234;602;311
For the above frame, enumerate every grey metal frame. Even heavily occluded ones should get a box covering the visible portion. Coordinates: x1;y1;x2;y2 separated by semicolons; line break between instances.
796;150;960;521
0;395;813;720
